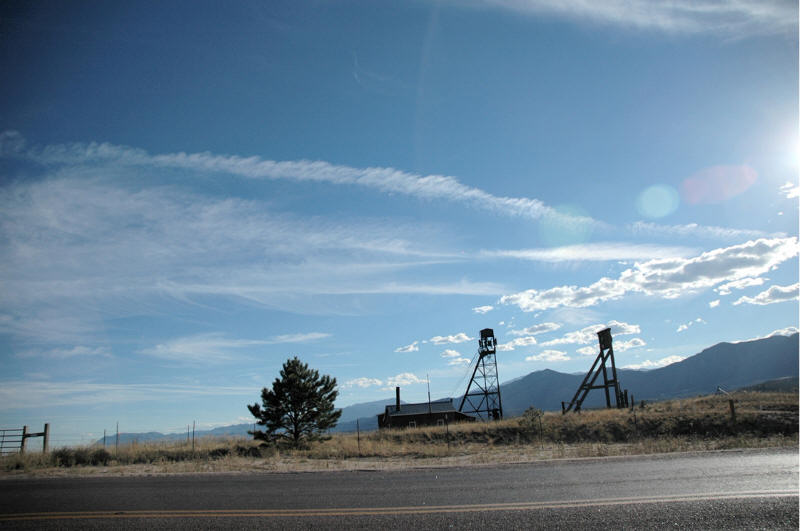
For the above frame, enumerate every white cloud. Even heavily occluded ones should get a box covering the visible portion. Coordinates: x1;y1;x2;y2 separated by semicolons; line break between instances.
441;349;472;365
458;0;795;37
733;283;799;306
496;336;537;351
501;238;799;312
676;318;705;333
709;299;720;308
394;341;419;353
440;349;461;358
483;242;696;262
780;181;800;199
508;322;561;337
472;305;494;314
526;350;570;362
540;320;640;347
629;221;777;241
430;333;472;345
576;346;596;356
615;338;646;351
716;277;765;295
385;372;426;387
447;357;472;366
342;377;383;389
624;355;686;370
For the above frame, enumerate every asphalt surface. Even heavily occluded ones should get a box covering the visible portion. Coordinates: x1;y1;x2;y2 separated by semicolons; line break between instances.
1;448;797;529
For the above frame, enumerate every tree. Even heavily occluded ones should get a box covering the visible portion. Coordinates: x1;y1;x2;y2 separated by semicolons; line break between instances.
248;357;342;448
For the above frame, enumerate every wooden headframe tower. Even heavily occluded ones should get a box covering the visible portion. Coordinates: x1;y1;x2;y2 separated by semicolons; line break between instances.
562;327;627;413
459;328;503;421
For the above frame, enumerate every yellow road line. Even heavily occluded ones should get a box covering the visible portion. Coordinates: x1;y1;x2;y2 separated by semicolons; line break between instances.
2;490;797;521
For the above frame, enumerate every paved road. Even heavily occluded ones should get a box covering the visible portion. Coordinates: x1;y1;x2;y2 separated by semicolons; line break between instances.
1;448;797;529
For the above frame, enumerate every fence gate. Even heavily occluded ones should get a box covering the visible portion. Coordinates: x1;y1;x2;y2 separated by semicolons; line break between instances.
0;429;24;455
0;424;50;455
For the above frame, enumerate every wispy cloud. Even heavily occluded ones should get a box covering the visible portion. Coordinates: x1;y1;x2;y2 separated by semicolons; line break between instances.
270;332;331;343
623;355;685;370
3;133;592;226
16;346;112;359
0;380;256;410
472;305;494;314
629;221;778;241
733;283;799;306
139;333;270;364
483;242;696;262
0;172;501;347
709;299;720;308
455;0;796;37
501;238;799;312
138;331;330;364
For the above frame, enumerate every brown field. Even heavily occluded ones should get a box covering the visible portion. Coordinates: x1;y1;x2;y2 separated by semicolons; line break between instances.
2;391;796;477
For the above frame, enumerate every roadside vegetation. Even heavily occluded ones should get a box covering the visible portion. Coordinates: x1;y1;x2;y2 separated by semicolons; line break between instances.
2;391;796;475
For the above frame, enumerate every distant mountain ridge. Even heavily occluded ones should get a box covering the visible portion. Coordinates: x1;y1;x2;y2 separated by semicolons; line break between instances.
99;333;798;443
500;333;798;415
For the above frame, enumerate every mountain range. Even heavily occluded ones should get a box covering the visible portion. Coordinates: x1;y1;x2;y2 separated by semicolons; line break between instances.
99;333;798;443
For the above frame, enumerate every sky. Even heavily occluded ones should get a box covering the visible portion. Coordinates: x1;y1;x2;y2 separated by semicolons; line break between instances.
0;0;798;446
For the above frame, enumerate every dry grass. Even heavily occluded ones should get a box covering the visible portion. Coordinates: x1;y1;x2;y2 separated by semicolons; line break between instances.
2;391;796;477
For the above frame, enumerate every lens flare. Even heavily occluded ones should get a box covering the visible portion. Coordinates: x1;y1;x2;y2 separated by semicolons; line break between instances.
636;185;680;218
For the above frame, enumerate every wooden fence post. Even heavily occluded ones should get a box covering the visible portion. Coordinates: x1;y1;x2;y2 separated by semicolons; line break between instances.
20;426;27;454
42;423;49;453
356;419;361;457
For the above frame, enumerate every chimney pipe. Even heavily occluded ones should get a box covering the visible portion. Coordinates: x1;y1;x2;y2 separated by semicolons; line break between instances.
396;386;400;411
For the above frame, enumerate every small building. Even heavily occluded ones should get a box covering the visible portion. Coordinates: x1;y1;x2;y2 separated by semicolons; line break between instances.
378;387;476;429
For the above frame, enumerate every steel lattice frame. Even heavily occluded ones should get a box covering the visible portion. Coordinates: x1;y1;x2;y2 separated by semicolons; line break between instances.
459;329;503;421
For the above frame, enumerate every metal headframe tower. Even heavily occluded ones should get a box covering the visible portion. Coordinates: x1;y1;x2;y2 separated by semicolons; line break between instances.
459;328;503;421
562;327;628;413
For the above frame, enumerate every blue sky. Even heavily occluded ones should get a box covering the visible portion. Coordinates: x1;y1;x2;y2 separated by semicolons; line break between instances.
1;0;798;446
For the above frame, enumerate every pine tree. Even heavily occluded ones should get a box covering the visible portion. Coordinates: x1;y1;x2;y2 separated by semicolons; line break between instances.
248;357;342;448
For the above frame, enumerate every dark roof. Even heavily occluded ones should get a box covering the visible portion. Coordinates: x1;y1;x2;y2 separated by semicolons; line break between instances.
384;399;457;417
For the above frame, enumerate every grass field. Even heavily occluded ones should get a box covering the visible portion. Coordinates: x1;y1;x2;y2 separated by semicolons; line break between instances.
2;391;796;476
